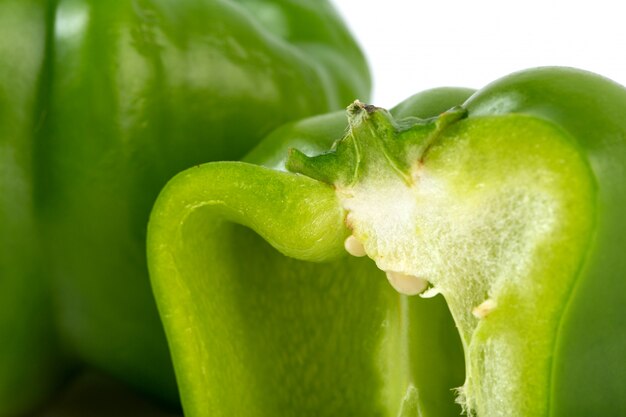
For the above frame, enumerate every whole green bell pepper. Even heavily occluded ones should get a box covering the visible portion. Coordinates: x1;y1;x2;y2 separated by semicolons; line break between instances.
148;67;626;417
0;0;369;415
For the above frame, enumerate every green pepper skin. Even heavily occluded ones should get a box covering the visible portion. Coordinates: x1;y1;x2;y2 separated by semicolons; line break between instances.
148;67;626;417
0;3;69;415
148;87;473;417
0;0;369;414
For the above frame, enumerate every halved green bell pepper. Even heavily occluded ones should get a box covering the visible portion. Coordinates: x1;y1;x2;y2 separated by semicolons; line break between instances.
0;0;369;415
148;67;626;416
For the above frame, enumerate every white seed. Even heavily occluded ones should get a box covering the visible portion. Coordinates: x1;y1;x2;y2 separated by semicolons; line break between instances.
385;271;429;296
419;286;441;299
472;299;497;319
344;235;367;257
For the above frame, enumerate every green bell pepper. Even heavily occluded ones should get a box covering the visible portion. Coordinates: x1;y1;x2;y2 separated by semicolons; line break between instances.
148;67;626;417
0;0;369;415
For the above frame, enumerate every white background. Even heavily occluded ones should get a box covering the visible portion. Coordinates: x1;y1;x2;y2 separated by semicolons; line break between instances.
332;0;626;108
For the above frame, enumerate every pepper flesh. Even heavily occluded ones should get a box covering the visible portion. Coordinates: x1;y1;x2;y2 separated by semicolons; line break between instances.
148;68;626;416
0;0;369;414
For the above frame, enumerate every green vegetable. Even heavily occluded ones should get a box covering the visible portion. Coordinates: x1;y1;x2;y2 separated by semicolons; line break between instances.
0;0;369;415
148;67;626;417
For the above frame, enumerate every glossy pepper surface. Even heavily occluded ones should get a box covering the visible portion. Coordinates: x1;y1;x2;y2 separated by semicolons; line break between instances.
0;0;369;415
148;67;626;417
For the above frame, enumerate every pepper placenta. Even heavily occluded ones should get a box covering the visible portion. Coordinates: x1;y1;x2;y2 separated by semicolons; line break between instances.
0;1;369;415
148;67;626;416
